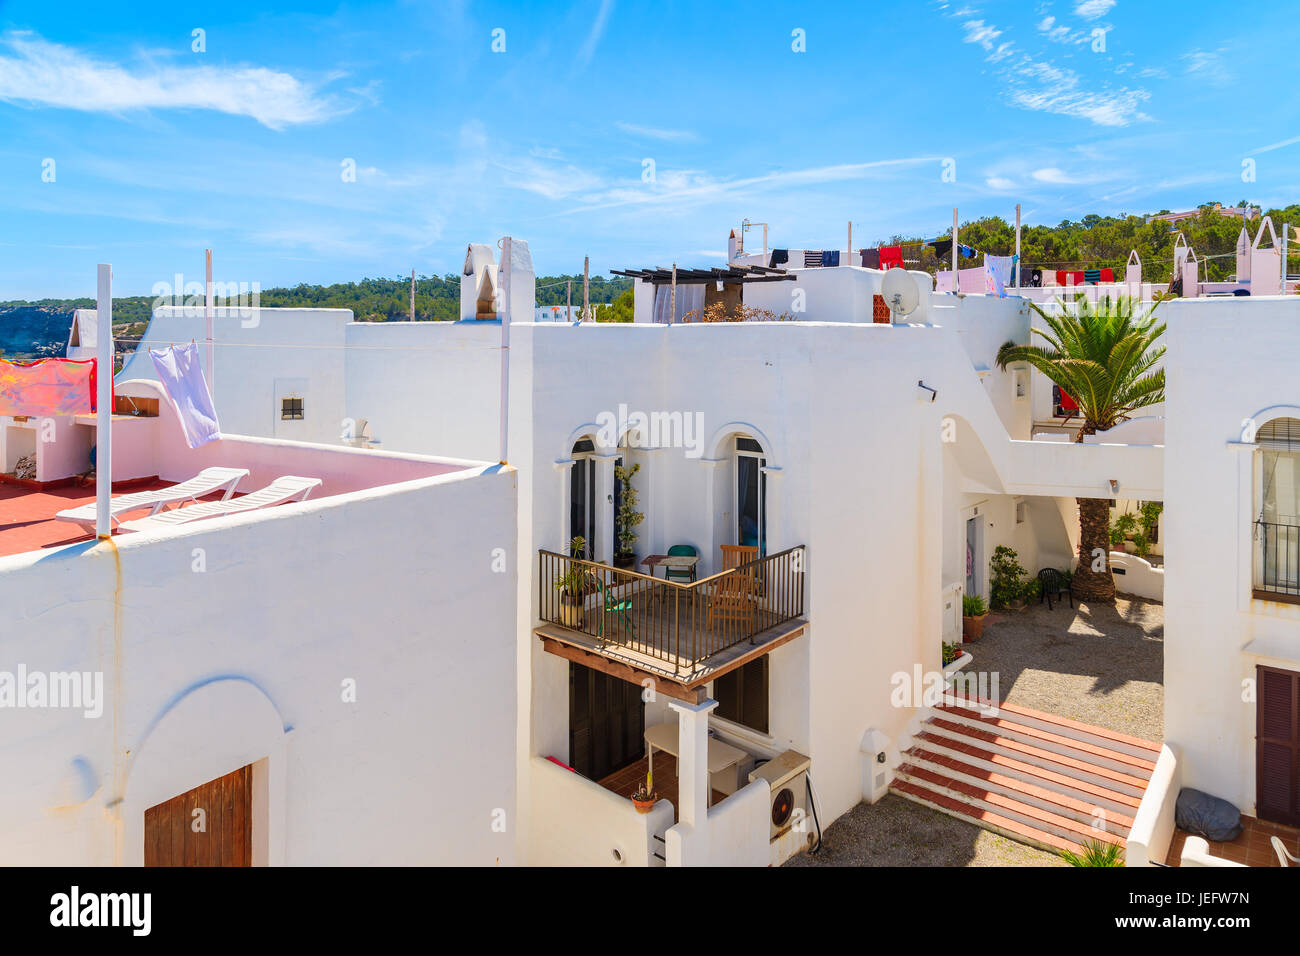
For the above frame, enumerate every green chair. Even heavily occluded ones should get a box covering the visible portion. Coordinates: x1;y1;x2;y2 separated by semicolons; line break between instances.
594;575;635;642
665;544;698;583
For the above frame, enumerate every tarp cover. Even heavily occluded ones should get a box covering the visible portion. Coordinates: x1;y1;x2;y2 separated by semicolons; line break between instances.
0;358;96;416
1174;787;1242;842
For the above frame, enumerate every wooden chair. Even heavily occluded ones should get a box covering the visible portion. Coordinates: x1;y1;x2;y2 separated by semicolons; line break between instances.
707;545;760;635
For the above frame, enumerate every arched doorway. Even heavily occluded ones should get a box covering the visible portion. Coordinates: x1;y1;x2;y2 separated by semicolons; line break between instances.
735;435;767;555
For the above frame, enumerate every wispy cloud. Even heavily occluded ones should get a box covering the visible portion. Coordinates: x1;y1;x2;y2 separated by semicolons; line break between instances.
0;31;350;129
1031;166;1112;185
576;0;615;66
1181;49;1233;86
986;176;1016;190
615;121;698;142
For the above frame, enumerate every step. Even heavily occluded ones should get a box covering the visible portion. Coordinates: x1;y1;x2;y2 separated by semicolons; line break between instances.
933;706;1157;777
895;763;1128;845
916;724;1150;796
941;694;1161;760
890;778;1086;856
908;735;1144;808
899;747;1137;829
926;715;1153;784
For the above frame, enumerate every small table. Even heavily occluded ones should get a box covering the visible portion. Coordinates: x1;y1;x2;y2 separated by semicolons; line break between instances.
644;721;747;807
640;553;700;581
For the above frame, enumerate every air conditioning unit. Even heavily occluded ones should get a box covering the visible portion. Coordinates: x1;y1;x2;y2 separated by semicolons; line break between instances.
748;749;812;841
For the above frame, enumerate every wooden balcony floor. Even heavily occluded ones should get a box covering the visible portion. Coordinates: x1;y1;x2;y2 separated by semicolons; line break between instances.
536;609;806;689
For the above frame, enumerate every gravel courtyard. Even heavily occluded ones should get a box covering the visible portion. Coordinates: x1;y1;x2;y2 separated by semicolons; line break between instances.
963;594;1164;742
788;595;1163;867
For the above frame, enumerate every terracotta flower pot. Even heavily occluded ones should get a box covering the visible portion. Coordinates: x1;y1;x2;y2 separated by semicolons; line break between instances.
962;613;988;642
632;796;657;814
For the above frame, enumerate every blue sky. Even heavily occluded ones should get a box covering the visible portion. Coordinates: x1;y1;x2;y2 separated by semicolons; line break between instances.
0;0;1295;297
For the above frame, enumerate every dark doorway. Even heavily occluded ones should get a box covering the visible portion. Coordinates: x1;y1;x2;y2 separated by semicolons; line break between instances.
1257;665;1300;827
569;662;645;780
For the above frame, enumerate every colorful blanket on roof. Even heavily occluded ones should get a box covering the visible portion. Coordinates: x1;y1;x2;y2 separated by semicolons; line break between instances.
0;358;97;417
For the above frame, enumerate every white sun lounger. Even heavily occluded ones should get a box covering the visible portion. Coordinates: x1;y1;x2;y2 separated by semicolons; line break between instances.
55;466;250;533
119;476;322;533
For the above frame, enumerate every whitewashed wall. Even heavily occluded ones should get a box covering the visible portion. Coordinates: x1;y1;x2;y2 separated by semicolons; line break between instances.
1163;295;1300;813
0;457;518;866
118;307;350;446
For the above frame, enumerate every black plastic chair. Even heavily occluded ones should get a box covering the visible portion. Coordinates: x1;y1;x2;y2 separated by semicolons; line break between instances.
1038;568;1072;610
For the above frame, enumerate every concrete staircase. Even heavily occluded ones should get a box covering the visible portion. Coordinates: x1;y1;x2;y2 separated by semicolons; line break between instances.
890;695;1161;856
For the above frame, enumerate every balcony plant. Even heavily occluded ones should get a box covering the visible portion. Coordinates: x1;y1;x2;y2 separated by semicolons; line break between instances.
614;463;644;570
962;593;988;642
555;536;597;627
630;771;657;814
989;545;1031;610
996;294;1165;604
1110;513;1138;552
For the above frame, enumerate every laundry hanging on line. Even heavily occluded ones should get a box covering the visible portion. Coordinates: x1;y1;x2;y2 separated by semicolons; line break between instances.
769;249;789;267
860;248;881;269
0;358;98;417
878;246;905;270
149;343;221;449
803;250;823;268
984;255;1015;298
821;250;840;267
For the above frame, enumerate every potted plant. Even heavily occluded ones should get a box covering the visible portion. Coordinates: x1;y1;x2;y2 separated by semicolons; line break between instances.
989;545;1030;610
554;536;597;627
630;771;657;813
942;641;962;666
613;463;644;570
1110;513;1138;553
962;593;988;641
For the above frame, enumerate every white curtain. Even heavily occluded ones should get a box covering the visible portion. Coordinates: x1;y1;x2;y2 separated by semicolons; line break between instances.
652;283;705;323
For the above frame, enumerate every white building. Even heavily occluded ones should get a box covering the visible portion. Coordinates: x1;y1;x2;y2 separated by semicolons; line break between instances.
0;377;517;865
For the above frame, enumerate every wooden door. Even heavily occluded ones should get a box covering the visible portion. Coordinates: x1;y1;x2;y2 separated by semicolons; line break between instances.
144;764;253;866
569;662;644;780
1257;666;1300;827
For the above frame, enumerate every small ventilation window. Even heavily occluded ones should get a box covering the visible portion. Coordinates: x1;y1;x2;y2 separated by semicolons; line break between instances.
281;397;305;421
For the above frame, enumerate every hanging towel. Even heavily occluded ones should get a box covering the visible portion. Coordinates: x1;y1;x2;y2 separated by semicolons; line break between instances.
929;239;953;258
769;249;789;267
803;250;823;268
821;249;840;267
1099;267;1114;282
860;248;881;269
149;343;221;448
1083;268;1101;284
984;255;1014;298
959;244;976;259
0;358;97;417
878;246;904;270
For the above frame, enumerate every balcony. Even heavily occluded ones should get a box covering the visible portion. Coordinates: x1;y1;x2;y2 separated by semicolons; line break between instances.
535;546;807;695
1254;519;1300;604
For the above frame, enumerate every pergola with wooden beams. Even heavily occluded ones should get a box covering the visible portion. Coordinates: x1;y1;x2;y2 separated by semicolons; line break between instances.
610;265;797;285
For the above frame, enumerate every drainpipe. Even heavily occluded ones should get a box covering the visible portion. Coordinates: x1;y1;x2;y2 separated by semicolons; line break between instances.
95;263;113;538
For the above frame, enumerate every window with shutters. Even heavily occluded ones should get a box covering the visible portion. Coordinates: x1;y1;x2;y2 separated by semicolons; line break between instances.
712;657;769;733
1256;665;1300;827
1253;418;1300;602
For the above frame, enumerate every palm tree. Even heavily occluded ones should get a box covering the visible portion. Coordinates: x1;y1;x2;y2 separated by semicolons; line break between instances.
996;295;1165;604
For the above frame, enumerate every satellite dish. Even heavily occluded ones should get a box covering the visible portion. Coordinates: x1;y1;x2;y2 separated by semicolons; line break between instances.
880;268;919;321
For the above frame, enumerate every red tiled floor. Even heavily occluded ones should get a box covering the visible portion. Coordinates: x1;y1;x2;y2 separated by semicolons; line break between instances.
597;752;727;821
1166;815;1300;867
0;480;235;557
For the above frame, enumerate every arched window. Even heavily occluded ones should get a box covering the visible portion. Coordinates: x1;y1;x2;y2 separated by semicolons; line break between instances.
735;436;767;554
569;438;596;559
1255;418;1300;599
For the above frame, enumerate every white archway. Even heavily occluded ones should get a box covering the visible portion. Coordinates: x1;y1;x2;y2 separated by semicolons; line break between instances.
118;677;288;866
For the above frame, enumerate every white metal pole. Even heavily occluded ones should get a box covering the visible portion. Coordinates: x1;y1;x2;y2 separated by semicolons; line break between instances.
1283;224;1289;293
204;249;214;392
1015;204;1022;290
499;237;511;465
95;263;113;538
409;268;415;321
952;208;960;294
847;220;852;266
